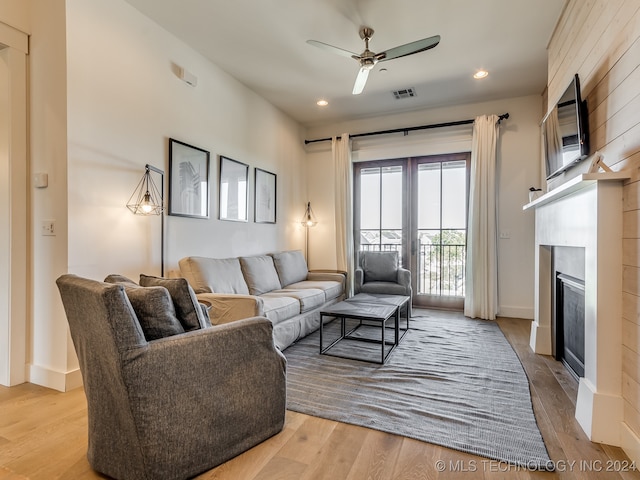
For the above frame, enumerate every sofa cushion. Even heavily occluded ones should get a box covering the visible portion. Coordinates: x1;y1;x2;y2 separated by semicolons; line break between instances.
267;288;325;313
270;250;308;287
259;295;300;325
139;274;211;331
285;280;343;301
104;275;185;340
361;251;398;282
179;256;250;295
240;255;282;295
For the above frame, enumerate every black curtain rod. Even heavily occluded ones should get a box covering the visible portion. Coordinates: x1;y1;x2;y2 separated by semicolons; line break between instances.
304;112;509;145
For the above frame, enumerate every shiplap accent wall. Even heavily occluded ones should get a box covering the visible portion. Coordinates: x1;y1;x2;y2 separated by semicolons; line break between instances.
547;0;640;456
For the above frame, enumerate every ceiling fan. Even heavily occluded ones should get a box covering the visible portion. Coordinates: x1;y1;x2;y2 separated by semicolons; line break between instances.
307;26;441;95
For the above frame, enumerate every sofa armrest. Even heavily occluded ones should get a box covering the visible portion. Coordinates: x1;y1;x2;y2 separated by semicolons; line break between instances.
121;318;286;478
354;268;364;293
196;292;264;324
306;271;346;283
398;268;411;287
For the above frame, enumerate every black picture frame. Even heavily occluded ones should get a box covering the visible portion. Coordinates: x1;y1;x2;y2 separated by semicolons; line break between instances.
168;138;210;219
254;168;277;224
219;156;249;222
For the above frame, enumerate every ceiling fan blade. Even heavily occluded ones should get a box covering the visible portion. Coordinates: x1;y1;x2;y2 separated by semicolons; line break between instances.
378;34;441;62
352;67;370;95
306;39;358;59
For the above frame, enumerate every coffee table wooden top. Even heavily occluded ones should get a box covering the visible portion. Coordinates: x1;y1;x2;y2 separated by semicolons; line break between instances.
320;301;397;321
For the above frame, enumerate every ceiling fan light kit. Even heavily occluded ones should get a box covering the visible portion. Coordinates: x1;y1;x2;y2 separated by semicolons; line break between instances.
308;26;440;95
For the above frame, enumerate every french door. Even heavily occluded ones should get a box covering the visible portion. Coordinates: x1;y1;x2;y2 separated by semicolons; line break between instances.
354;153;470;309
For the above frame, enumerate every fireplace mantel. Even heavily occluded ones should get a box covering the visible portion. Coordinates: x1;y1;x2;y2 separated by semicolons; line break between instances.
526;171;629;446
523;172;631;211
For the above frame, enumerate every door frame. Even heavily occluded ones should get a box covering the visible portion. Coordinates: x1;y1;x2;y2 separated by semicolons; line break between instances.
0;23;29;387
353;152;470;311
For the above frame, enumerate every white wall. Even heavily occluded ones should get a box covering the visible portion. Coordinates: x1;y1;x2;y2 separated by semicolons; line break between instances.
66;0;307;282
305;95;542;318
0;0;30;34
21;0;309;391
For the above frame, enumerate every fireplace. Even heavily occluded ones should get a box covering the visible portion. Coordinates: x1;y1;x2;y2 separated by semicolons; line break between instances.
555;272;585;379
524;172;629;446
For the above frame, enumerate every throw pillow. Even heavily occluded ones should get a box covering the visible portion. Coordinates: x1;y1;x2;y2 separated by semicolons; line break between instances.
104;274;138;287
104;275;185;341
125;286;186;340
139;274;211;330
239;255;282;295
270;250;308;287
362;251;398;283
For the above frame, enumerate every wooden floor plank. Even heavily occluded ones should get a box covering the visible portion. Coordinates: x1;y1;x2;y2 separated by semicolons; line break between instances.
1;313;639;480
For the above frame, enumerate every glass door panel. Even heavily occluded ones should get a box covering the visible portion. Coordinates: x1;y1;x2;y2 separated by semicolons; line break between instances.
413;155;469;309
356;163;405;258
354;154;469;310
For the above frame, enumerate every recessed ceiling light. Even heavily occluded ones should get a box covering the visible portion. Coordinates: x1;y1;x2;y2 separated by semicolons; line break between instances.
316;99;329;107
474;70;489;79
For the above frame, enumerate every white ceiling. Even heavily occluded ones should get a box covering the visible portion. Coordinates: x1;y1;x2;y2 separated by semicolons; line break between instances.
124;0;567;127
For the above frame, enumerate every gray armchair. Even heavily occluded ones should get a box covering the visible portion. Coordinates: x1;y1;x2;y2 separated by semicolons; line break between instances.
56;274;286;480
355;250;412;314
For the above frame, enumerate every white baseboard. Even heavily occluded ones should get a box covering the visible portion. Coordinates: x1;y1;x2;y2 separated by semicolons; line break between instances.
529;321;552;355
28;363;83;392
575;377;623;446
498;306;533;319
622;423;640;465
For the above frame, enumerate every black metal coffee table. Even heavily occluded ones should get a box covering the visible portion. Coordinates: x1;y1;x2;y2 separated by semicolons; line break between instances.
347;293;411;341
319;294;409;364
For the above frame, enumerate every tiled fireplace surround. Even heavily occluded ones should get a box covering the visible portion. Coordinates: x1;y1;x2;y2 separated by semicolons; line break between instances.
526;172;629;446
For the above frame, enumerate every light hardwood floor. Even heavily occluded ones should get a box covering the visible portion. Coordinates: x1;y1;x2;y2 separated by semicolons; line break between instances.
1;313;639;479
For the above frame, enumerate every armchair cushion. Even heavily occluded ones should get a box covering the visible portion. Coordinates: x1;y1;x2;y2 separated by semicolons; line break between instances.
240;255;282;295
139;274;211;330
361;251;399;282
270;250;308;286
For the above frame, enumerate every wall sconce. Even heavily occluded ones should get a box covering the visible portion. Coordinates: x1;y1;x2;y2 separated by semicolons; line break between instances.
127;164;165;276
300;201;317;263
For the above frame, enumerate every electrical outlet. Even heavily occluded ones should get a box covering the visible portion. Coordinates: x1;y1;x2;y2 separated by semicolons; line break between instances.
499;230;511;239
41;220;56;236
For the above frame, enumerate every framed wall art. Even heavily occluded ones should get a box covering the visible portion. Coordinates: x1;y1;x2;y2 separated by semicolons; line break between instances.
254;168;276;224
168;138;210;219
219;156;249;222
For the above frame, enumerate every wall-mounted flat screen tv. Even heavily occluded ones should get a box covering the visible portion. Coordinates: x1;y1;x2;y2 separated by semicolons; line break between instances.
542;74;589;180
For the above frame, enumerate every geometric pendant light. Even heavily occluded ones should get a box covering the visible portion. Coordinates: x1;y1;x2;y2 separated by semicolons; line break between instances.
127;164;165;275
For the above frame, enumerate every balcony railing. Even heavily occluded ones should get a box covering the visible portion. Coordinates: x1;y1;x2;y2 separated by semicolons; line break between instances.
418;242;465;297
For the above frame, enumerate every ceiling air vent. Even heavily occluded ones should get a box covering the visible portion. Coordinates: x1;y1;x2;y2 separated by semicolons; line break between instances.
392;88;416;100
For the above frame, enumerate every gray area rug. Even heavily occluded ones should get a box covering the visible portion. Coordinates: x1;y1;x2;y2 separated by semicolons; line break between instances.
283;313;554;470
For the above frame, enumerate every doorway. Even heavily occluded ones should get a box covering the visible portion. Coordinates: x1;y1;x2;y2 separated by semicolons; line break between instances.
354;153;470;309
0;34;29;387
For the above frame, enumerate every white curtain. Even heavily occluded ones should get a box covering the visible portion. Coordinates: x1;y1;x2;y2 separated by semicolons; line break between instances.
333;134;354;297
464;115;500;320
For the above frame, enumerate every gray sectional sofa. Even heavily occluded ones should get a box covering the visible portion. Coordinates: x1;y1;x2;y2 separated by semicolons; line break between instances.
179;250;345;350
